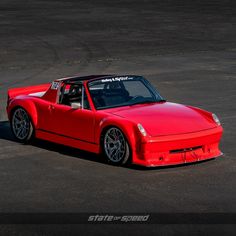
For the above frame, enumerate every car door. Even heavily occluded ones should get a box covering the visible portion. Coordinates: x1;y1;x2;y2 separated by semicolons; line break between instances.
37;82;95;144
48;103;95;143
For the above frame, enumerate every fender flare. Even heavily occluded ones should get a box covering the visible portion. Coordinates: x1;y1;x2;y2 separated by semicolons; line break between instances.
8;98;38;128
97;117;140;156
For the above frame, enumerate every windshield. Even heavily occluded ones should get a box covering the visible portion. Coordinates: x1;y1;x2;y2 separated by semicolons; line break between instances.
88;76;165;110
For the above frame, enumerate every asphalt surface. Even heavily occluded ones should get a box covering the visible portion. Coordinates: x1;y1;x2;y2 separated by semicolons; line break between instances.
0;0;236;235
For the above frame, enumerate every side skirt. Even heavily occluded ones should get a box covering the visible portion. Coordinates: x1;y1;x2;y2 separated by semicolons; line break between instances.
35;129;100;154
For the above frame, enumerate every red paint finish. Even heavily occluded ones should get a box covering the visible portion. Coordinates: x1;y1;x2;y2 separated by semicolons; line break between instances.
104;102;217;136
6;76;223;167
8;83;50;99
133;126;223;166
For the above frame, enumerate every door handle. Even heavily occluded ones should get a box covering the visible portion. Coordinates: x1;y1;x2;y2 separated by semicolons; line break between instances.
48;105;55;110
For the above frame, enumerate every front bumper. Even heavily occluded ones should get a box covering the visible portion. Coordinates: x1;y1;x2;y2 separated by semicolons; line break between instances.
132;126;223;167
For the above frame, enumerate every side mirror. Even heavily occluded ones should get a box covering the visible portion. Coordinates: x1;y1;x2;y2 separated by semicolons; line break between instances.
71;102;82;109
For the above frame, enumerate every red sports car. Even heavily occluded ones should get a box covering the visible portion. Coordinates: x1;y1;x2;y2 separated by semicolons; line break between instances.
7;75;223;167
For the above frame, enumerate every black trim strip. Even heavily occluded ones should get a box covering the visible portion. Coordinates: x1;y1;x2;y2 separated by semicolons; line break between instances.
170;146;203;154
37;128;97;145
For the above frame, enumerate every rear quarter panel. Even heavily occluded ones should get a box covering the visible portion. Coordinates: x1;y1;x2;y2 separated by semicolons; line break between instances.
7;96;40;128
8;84;50;99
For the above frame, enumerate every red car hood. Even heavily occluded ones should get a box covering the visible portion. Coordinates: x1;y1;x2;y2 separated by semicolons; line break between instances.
107;102;216;136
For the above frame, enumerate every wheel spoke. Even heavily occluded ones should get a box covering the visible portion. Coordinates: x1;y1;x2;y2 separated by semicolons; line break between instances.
21;127;27;138
12;108;30;140
104;128;126;163
16;127;22;137
107;135;114;143
14;117;21;124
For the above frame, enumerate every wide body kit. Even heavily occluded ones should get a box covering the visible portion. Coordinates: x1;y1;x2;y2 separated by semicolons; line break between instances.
7;75;223;167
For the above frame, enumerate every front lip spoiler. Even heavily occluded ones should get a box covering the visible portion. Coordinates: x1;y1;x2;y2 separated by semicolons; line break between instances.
134;152;224;168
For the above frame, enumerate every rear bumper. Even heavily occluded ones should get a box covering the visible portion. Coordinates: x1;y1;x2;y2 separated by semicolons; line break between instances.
132;126;223;167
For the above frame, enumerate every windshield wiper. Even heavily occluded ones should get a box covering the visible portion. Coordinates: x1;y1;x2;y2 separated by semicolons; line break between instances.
130;100;156;106
157;99;166;103
130;99;166;106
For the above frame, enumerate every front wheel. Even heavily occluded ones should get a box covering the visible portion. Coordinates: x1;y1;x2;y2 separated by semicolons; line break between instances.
11;107;34;143
103;127;130;165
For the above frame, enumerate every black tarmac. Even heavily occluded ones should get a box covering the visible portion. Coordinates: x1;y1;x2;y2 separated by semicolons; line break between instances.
0;0;235;235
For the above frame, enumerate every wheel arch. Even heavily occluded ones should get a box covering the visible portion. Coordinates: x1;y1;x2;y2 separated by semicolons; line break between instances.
98;118;138;158
8;99;38;128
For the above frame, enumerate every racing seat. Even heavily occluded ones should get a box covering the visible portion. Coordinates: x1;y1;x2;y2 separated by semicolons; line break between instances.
61;85;82;106
101;89;129;106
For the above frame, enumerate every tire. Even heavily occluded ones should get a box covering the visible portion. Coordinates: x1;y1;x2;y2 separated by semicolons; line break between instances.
102;127;130;165
10;107;34;143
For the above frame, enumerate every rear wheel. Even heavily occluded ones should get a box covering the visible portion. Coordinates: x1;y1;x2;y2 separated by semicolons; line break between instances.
11;107;34;143
103;127;130;165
